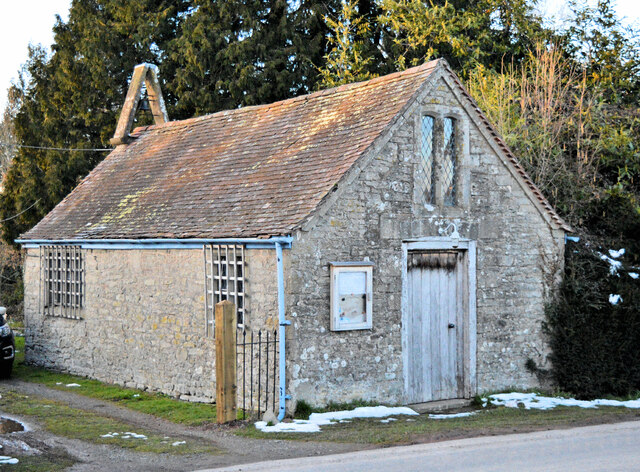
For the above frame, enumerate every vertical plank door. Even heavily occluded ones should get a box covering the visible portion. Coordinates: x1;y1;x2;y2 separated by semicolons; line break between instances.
406;250;465;403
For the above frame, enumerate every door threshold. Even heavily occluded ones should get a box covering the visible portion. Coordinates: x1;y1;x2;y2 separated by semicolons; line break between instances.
408;398;472;414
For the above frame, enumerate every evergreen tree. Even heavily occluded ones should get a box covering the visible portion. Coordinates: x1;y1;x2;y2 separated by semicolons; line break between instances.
168;0;338;118
0;0;190;244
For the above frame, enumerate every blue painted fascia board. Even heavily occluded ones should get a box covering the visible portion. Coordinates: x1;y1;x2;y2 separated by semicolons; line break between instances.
16;236;293;250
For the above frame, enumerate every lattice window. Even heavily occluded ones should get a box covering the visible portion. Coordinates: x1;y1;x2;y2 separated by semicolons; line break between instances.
204;244;245;336
417;115;435;205
443;117;457;206
40;245;84;320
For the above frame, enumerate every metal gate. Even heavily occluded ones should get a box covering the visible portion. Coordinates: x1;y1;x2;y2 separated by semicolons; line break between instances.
236;329;278;420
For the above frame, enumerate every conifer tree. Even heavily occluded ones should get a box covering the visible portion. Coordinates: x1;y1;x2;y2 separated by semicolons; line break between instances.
0;0;189;244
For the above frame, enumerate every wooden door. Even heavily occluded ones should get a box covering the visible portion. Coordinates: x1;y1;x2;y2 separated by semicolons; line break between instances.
406;250;466;403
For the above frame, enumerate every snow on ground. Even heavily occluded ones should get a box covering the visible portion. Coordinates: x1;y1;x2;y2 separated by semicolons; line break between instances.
486;392;640;410
598;252;623;274
609;294;623;305
100;432;147;440
171;441;186;446
609;248;625;259
65;383;81;387
255;406;419;433
429;412;476;419
629;272;639;279
0;456;18;465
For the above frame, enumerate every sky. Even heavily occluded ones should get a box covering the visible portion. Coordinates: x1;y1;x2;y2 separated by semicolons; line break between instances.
1;0;639;115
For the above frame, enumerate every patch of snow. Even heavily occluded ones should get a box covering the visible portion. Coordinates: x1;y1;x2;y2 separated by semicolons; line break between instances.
255;406;419;433
0;456;18;465
608;248;625;259
132;394;140;398
255;421;321;433
405;419;415;422
101;431;146;440
171;441;186;446
629;272;639;279
65;383;81;388
609;294;623;305
429;412;476;419
55;382;62;385
598;253;622;275
380;417;397;423
488;392;640;410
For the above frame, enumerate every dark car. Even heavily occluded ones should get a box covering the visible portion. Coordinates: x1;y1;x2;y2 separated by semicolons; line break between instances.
0;307;14;378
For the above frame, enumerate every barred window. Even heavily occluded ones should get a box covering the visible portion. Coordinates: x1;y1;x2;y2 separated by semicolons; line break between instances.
417;115;435;205
204;244;245;336
443;117;457;206
40;245;84;319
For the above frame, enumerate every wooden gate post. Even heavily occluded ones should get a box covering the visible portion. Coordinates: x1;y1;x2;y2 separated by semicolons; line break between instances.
215;300;237;423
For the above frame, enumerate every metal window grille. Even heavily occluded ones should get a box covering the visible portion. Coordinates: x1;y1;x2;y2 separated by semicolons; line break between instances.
39;245;84;320
443;117;457;206
417;115;435;205
203;244;245;336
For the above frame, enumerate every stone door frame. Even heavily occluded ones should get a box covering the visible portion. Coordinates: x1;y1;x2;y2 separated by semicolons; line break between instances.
401;237;477;403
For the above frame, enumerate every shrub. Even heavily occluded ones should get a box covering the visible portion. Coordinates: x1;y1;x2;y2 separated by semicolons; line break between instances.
544;238;640;399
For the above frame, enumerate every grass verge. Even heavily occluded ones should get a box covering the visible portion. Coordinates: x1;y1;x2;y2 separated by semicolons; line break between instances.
239;404;640;445
0;453;75;472
0;390;219;455
12;336;216;426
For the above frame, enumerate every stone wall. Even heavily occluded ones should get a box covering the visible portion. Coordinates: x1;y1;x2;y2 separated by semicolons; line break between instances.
23;247;279;401
286;74;564;406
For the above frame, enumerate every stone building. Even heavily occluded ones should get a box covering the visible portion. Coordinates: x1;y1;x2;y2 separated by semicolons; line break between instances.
18;59;569;412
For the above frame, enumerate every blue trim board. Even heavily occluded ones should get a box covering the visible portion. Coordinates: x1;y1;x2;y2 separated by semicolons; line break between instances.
16;236;293;250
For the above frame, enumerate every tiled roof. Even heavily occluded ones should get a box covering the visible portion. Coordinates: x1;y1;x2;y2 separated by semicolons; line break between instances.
21;59;567;241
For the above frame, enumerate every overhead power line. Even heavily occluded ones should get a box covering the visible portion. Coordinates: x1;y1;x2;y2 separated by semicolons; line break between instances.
0;142;113;152
0;199;41;223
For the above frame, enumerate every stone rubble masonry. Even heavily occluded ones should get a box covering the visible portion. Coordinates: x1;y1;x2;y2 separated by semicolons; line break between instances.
22;73;564;407
23;248;279;401
285;75;564;407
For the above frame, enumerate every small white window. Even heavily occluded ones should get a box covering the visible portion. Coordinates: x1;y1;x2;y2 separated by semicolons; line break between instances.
330;262;373;331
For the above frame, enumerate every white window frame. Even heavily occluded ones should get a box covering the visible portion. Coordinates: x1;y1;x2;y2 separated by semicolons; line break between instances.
329;262;373;331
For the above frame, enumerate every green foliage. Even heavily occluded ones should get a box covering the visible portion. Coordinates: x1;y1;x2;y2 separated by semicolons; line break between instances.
318;0;378;88
292;398;381;419
544;238;640;399
167;0;337;118
378;0;548;73
293;399;314;419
